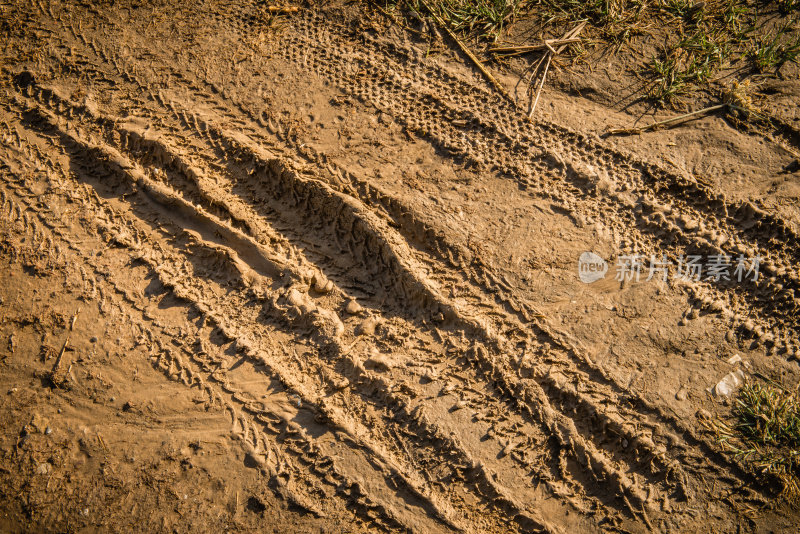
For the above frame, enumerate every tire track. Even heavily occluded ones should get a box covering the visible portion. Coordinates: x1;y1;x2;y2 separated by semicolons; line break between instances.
2;1;791;531
2;70;735;532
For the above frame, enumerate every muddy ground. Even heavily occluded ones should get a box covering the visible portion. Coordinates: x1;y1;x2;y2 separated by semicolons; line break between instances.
1;0;799;532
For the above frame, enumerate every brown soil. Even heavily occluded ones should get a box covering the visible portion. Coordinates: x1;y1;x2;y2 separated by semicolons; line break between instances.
1;1;799;533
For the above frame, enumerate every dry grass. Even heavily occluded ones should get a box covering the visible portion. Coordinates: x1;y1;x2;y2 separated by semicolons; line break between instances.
374;0;800;105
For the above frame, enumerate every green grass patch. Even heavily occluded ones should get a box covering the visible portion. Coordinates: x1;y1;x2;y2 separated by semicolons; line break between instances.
750;20;800;71
644;28;732;102
396;0;520;40
716;381;800;500
434;0;519;39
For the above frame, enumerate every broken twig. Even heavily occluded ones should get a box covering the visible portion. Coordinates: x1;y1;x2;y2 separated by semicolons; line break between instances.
527;21;586;118
490;37;581;56
605;104;727;136
49;309;80;385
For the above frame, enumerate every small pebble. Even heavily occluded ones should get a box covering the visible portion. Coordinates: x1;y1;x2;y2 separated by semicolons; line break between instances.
312;273;333;294
356;316;381;336
345;299;362;315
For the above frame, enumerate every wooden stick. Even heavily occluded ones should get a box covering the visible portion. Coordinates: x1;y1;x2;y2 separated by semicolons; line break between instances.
490;37;581;55
51;334;70;376
418;0;514;105
50;309;80;381
605;104;727;136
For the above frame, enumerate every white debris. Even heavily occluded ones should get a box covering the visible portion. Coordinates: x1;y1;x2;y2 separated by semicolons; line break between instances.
709;369;746;397
727;354;742;365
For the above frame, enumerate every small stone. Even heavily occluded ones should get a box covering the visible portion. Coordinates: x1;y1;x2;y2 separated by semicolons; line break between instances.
44;427;52;435
675;387;689;401
344;299;362;315
36;462;51;475
312;273;333;294
356;316;382;336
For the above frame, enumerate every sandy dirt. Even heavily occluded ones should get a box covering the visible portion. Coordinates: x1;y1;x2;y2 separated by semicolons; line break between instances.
1;1;799;532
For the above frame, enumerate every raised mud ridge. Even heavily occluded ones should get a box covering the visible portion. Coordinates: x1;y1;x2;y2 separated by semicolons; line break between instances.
1;0;796;532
